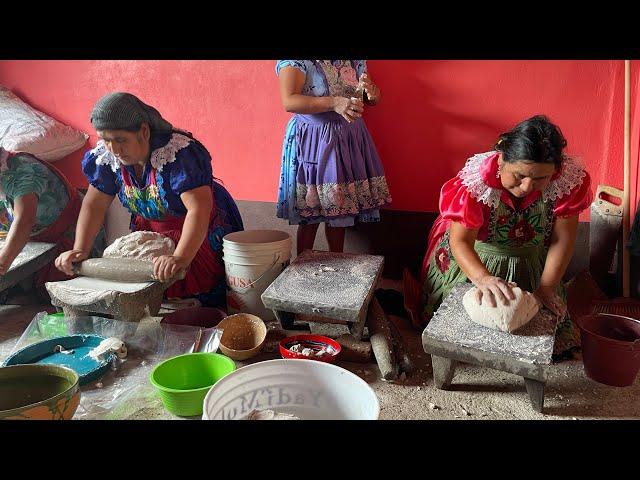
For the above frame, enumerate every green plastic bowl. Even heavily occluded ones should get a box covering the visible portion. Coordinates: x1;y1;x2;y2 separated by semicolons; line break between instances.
149;353;236;417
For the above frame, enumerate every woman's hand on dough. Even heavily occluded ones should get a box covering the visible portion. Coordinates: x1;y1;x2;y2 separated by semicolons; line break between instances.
534;285;567;317
55;249;89;276
473;275;516;307
153;255;189;283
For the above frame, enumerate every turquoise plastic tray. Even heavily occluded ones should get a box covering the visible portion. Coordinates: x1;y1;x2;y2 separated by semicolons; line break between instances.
2;335;114;385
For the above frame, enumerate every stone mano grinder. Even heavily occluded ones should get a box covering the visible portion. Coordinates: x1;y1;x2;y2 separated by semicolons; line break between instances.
72;257;186;283
46;257;186;322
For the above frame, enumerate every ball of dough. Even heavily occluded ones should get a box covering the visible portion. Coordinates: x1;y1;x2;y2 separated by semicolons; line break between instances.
462;286;540;333
103;231;175;261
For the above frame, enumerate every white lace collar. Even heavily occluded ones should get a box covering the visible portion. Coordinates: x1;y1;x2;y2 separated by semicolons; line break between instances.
92;132;192;173
458;152;502;208
458;150;587;208
543;155;587;202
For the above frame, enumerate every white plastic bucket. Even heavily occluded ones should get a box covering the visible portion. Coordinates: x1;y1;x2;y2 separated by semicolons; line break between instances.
223;230;291;321
202;359;380;420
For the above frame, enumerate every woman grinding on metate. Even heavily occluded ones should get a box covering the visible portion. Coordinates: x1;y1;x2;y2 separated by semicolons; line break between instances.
418;115;592;360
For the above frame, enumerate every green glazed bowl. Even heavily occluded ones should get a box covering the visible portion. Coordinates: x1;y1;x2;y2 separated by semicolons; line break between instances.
0;364;80;420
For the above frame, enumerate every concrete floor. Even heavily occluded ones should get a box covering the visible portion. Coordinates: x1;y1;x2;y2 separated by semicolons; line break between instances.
365;314;640;420
1;288;639;420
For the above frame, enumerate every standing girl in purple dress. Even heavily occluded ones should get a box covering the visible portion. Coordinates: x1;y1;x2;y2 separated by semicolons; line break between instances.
276;60;392;254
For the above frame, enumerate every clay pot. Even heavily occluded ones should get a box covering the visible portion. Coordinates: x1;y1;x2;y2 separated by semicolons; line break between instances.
217;314;267;361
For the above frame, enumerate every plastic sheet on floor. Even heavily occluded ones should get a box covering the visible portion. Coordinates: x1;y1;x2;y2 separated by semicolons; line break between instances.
6;313;222;419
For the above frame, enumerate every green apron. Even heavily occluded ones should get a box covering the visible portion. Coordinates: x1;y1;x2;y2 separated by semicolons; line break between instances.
423;195;578;358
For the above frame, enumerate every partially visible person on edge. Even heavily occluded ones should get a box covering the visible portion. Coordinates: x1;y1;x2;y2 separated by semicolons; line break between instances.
276;60;392;254
55;92;243;309
0;146;104;298
417;115;592;360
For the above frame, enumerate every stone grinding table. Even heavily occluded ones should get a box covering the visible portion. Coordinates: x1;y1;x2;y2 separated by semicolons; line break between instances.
46;278;167;323
260;250;384;340
422;283;559;412
0;241;58;294
45;250;190;323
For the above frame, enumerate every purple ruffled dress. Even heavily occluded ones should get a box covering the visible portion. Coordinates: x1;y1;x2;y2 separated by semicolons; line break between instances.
276;60;392;227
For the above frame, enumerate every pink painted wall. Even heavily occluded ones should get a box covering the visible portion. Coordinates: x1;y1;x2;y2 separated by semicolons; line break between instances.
0;60;636;221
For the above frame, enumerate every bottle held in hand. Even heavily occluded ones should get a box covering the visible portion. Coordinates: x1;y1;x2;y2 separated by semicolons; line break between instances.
354;79;365;102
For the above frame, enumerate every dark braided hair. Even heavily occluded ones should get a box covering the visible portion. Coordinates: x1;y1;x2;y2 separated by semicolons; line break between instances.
495;115;567;166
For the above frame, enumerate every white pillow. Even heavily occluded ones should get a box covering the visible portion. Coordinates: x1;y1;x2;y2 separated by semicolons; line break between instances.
0;86;88;162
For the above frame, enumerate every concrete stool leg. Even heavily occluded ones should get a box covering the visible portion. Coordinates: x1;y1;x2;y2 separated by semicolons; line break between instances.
119;312;145;323
148;292;164;317
431;355;458;389
348;309;367;341
63;307;93;333
524;378;546;413
62;306;89;318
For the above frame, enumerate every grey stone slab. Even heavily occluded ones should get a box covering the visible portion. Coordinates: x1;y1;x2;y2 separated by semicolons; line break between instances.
308;323;369;339
422;283;558;366
261;250;384;323
423;338;549;381
0;241;57;292
47;281;166;323
308;322;351;338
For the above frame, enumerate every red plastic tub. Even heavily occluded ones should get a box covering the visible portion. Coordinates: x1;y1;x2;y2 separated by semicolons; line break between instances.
161;307;228;328
574;313;640;387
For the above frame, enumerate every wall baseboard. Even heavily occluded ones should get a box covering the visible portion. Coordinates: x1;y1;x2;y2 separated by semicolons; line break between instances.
236;201;591;282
